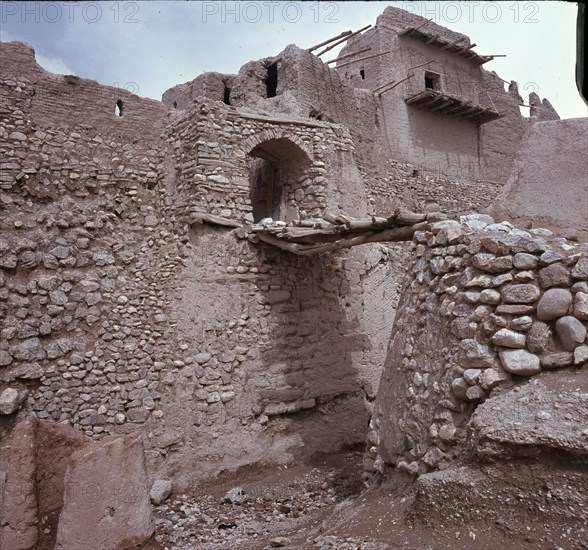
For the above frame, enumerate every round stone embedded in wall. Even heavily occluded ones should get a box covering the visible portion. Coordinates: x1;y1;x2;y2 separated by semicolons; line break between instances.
538;263;571;289
555;316;587;351
499;349;541;376
536;288;573;320
512;252;539;270
501;284;540;304
492;328;526;349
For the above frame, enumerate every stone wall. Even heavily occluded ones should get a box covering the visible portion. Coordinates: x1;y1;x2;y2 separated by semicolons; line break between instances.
0;41;400;488
368;214;587;476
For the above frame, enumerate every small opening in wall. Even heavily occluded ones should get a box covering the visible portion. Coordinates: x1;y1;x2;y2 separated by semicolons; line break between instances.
309;108;323;121
412;169;419;177
266;62;278;98
115;99;123;117
424;71;441;91
173;101;178;108
223;85;231;105
360;69;365;80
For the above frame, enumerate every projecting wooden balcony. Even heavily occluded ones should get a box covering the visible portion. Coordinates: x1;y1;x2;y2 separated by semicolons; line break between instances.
404;90;501;124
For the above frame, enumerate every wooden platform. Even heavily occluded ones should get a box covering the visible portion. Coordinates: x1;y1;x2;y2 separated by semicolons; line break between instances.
404;90;501;124
249;210;447;255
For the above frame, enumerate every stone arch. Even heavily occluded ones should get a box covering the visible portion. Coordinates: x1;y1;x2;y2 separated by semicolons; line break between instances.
243;129;314;162
246;133;313;223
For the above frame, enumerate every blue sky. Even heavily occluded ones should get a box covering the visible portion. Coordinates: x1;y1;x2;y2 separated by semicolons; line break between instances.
1;1;586;119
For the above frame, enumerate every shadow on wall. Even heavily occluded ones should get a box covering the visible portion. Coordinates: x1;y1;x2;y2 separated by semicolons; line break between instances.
248;137;312;223
256;245;369;459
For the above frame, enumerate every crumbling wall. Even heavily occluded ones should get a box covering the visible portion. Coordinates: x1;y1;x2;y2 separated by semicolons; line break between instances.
490;118;588;240
162;72;236;111
0;41;393;489
0;41;166;142
368;214;587;475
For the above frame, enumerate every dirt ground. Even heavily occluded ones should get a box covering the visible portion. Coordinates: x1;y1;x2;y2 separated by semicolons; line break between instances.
138;446;580;550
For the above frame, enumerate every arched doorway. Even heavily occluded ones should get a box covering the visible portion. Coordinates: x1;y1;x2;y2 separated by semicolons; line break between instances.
248;137;312;223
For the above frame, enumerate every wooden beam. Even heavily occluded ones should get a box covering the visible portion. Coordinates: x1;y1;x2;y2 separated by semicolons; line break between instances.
375;74;414;95
399;18;433;36
442;37;466;50
406;59;435;72
316;24;372;57
307;31;352;53
257;233;302;254
188;212;243;228
325;47;371;64
335;50;391;69
425;34;440;45
297;222;430;256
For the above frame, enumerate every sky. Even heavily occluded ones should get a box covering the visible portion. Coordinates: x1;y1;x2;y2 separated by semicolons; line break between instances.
0;1;586;119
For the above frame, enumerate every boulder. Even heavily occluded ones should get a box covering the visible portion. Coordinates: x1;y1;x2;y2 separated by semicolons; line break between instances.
55;434;154;549
501;284;540;304
536;288;573;320
499;349;541;376
150;479;172;505
0;420;38;550
538;263;571;289
0;387;27;415
555;316;587;351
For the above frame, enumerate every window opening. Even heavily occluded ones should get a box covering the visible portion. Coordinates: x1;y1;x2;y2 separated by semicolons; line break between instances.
266;63;278;98
424;71;441;91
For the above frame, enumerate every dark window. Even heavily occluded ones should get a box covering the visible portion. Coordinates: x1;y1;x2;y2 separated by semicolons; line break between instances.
115;99;123;117
266;62;278;98
250;158;281;222
360;69;365;80
424;71;441;91
173;101;178;108
223;85;231;105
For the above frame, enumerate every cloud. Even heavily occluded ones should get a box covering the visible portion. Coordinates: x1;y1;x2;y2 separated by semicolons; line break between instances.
35;52;76;75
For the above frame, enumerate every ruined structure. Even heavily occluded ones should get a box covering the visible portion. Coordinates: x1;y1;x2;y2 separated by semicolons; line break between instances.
1;6;586;549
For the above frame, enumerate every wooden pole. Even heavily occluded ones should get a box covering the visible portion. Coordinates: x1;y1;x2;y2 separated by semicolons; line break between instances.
307;30;352;53
406;59;435;71
374;74;414;95
400;18;433;35
335;50;391;69
325;47;371;64
297;222;429;256
316;24;372;57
